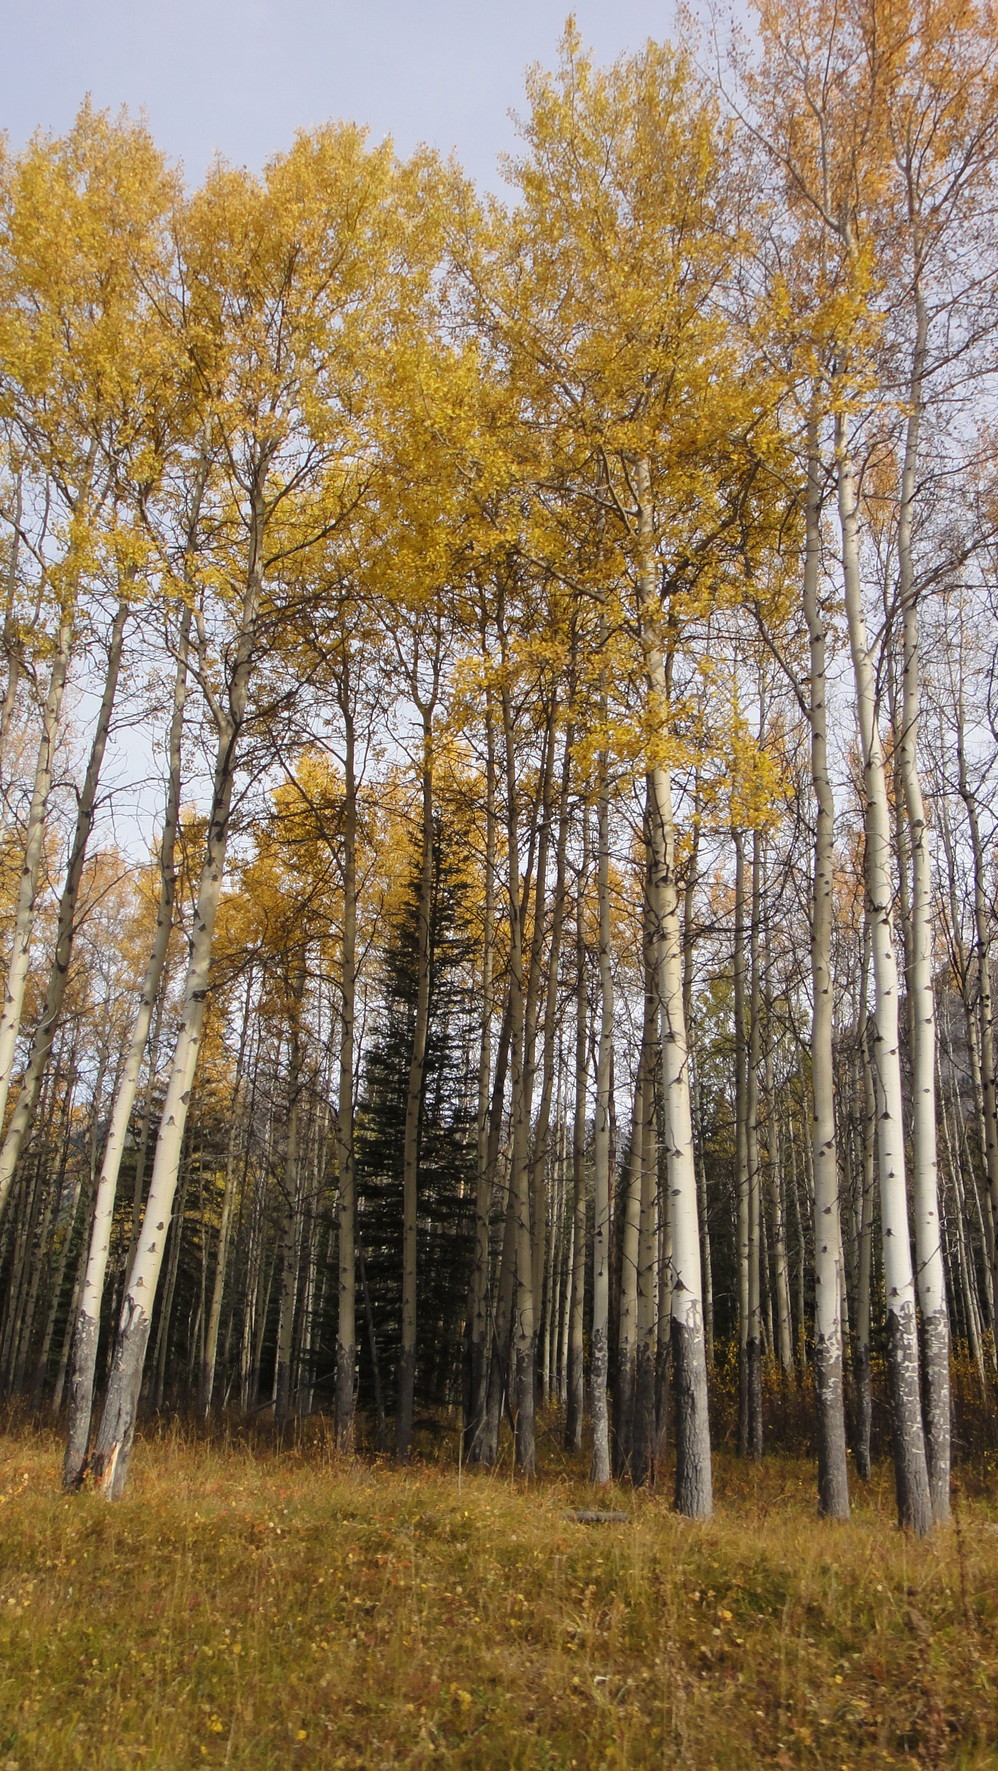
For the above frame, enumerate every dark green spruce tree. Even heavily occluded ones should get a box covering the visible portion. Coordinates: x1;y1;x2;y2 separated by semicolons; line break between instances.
355;813;476;1439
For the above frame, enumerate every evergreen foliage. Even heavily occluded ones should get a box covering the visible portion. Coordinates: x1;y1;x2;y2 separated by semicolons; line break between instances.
355;814;476;1427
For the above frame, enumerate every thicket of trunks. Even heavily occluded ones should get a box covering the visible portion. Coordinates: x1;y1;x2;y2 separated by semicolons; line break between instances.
1;0;997;1531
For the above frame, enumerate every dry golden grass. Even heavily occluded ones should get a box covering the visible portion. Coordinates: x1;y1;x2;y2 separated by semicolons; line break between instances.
0;1423;996;1769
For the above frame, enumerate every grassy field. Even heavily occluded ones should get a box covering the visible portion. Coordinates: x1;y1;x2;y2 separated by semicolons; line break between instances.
0;1424;996;1769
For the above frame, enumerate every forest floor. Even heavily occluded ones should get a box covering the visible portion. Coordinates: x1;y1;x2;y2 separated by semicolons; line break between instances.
0;1422;996;1770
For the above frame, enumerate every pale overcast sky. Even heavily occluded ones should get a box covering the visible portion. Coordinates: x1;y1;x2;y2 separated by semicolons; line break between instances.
1;0;687;191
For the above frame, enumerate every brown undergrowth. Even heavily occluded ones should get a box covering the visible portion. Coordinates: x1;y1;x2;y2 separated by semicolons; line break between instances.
0;1423;996;1769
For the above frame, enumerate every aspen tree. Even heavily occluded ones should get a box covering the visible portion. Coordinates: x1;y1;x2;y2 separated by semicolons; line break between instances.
590;740;614;1486
274;961;307;1430
201;967;254;1417
742;0;934;1530
873;0;998;1521
528;710;577;1397
733;826;751;1456
301;618;378;1453
92;129;435;1495
286;598;382;1450
564;808;588;1453
637;457;712;1516
0;607;71;1134
0;474;25;758
63;608;190;1486
839;416;933;1532
464;674;498;1459
931;700;997;1332
616;974;653;1476
955;663;998;1319
0;109;177;1161
803;411;851;1516
746;824;764;1459
494;29;782;1510
633;937;662;1486
335;687;359;1450
500;648;539;1474
0;591;129;1215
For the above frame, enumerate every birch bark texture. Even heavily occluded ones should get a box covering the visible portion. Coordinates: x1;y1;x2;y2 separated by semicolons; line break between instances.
63;607;190;1488
637;457;712;1519
0;594;129;1218
802;411;850;1519
837;414;932;1536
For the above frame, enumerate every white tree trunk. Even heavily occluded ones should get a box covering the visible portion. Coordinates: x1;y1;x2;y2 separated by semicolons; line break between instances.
63;610;189;1487
335;694;358;1450
397;710;434;1461
651;760;712;1517
803;412;850;1518
274;985;306;1431
615;992;649;1474
501;681;536;1475
637;457;711;1517
91;551;262;1499
0;598;127;1220
896;294;950;1523
837;414;932;1535
565;837;587;1451
590;769;613;1486
0;612;72;1136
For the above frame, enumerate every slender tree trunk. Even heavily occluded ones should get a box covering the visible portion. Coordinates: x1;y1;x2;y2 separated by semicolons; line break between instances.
335;695;358;1450
477;983;514;1462
0;1052;62;1388
734;829;750;1456
396;704;435;1461
90;519;264;1500
0;599;127;1218
803;413;850;1517
590;755;613;1486
501;681;536;1474
275;974;306;1431
31;1130;89;1402
633;1022;660;1487
515;697;558;1435
0;611;72;1135
565;815;588;1452
957;698;998;1333
682;818;712;1370
201;982;255;1417
0;477;24;761
768;1090;794;1379
636;458;710;1517
853;934;876;1482
615;1016;650;1478
837;413;931;1534
746;827;764;1460
895;289;950;1523
529;722;574;1397
52;1215;90;1417
464;692;496;1460
151;1147;190;1410
63;610;189;1487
